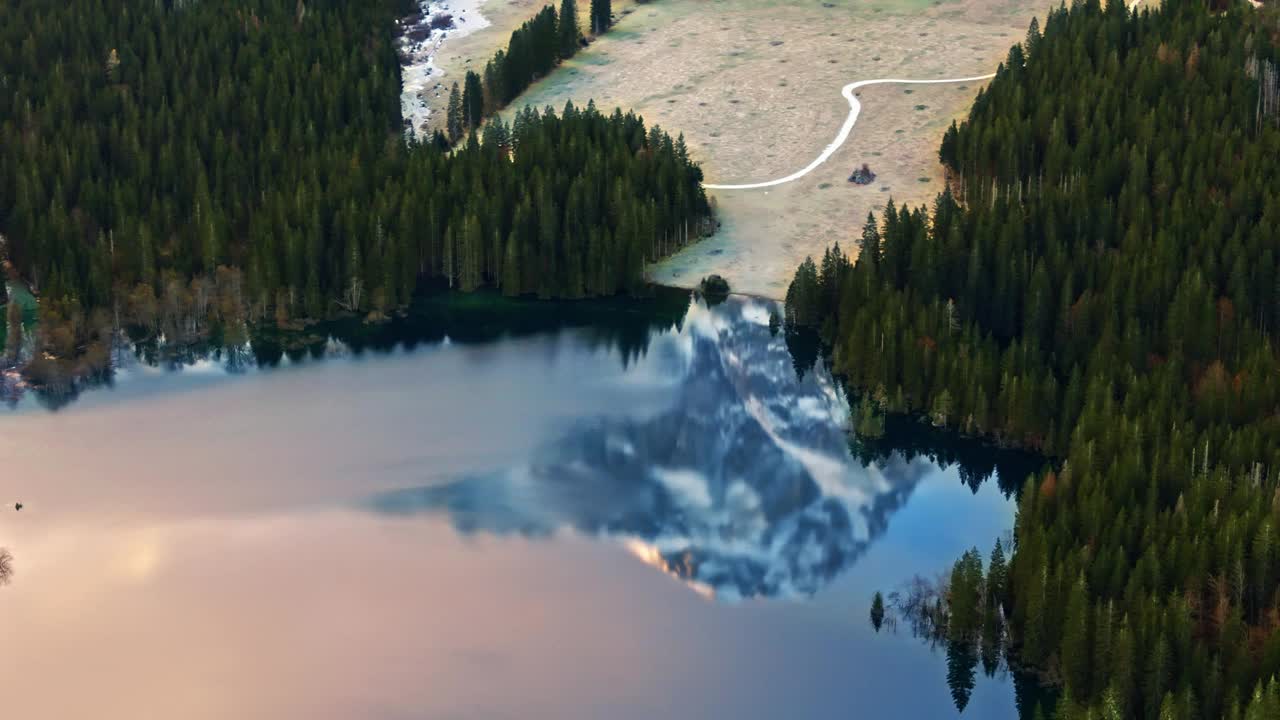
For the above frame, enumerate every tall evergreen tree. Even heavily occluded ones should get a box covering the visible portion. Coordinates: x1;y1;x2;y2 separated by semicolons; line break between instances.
558;0;580;59
447;82;464;142
590;0;611;35
463;70;485;130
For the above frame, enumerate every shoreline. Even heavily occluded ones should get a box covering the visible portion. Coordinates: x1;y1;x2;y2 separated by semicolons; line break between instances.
490;0;1048;301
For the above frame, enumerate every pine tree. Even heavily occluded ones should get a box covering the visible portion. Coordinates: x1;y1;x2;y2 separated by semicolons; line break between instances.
948;548;985;642
858;212;880;268
463;71;484;131
343;234;363;312
1060;576;1091;697
446;82;464;142
1145;633;1171;717
442;224;456;290
987;538;1008;606
460;214;483;291
590;0;611;35
501;231;521;296
558;0;579;59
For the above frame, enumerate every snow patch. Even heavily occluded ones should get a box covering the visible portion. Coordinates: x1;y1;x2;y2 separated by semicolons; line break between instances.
740;302;773;327
795;395;838;423
398;0;492;138
653;468;713;509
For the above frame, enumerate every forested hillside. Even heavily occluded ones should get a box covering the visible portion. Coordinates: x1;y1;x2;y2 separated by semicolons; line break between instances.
788;0;1280;717
0;0;708;371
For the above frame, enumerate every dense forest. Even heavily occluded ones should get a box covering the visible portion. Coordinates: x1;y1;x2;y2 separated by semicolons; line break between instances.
0;0;708;380
788;0;1280;717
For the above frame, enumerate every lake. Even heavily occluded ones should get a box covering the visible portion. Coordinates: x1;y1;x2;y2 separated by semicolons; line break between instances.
0;290;1043;719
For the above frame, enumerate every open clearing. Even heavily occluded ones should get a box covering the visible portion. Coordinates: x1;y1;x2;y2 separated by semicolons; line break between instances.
489;0;1056;298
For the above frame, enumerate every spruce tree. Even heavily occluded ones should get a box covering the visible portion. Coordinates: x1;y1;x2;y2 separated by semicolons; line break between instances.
858;212;880;267
1060;577;1091;696
559;0;580;59
590;0;612;35
986;538;1007;606
446;82;464;142
463;71;484;130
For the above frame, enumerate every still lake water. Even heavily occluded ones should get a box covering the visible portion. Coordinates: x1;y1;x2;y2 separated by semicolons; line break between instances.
1;291;1038;719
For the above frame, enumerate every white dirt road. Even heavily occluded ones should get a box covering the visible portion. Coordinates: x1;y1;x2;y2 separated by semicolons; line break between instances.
703;74;997;190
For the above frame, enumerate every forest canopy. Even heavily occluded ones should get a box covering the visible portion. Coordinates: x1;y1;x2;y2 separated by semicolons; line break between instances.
0;0;709;371
788;1;1280;718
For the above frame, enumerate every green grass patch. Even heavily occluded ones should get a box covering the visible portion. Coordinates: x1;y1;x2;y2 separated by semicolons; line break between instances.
574;52;615;66
604;27;643;42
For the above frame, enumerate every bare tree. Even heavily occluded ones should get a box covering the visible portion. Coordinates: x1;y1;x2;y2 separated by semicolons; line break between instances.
0;548;13;585
105;48;121;81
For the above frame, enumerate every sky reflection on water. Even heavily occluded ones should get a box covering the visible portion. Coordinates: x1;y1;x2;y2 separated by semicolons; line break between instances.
0;294;1023;719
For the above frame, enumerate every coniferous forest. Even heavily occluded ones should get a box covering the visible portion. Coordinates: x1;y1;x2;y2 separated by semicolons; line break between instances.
788;1;1280;717
0;0;709;376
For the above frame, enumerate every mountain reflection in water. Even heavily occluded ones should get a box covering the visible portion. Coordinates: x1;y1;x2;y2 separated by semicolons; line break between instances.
372;296;941;600
3;288;1037;720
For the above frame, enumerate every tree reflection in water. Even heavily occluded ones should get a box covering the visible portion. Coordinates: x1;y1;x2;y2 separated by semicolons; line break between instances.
875;545;1059;718
369;295;1042;604
4;285;693;411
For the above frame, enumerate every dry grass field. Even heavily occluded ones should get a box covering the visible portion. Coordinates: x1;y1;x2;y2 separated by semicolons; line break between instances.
483;0;1055;298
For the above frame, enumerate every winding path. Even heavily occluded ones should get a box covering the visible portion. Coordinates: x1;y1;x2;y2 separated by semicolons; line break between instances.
702;74;996;191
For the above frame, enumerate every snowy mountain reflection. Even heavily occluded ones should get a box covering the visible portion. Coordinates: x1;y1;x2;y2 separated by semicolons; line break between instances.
371;296;941;600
